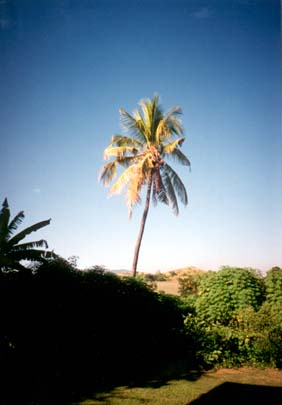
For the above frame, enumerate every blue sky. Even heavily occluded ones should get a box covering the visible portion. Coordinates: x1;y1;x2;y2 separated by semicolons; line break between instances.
1;0;281;272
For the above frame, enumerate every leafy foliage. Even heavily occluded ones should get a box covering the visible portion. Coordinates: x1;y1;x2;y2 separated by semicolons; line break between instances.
195;267;265;325
0;259;188;403
182;267;281;369
265;267;282;305
186;302;282;369
0;198;56;272
178;272;204;296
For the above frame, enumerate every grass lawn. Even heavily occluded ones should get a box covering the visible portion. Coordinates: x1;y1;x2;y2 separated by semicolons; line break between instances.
72;368;282;404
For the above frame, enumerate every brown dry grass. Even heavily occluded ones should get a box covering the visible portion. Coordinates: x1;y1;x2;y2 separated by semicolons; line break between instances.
156;280;180;295
213;367;282;386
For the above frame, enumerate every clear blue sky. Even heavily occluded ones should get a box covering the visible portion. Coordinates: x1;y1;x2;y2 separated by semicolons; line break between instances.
1;0;281;272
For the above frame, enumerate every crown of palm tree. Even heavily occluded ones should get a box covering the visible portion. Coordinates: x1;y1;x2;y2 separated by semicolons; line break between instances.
99;94;190;217
0;198;55;272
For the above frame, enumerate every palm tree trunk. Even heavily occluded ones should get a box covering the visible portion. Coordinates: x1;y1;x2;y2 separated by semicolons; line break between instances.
131;173;153;277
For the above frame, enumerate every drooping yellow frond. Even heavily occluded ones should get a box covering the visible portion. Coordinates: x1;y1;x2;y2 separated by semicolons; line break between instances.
162;137;185;155
133;109;150;145
126;176;142;218
109;164;138;196
156;120;165;144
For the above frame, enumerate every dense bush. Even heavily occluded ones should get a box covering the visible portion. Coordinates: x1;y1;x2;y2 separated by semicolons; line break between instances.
195;267;265;325
0;259;188;403
178;272;203;296
182;267;282;369
185;302;282;369
265;267;282;305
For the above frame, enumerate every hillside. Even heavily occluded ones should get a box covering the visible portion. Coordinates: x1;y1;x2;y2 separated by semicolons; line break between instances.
155;266;206;295
163;266;206;279
112;266;207;295
113;266;207;295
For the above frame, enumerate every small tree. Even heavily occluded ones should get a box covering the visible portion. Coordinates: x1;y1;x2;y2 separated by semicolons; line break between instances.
0;198;55;272
178;273;203;296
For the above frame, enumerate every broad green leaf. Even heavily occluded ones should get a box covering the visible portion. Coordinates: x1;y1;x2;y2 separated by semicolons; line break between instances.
8;219;51;246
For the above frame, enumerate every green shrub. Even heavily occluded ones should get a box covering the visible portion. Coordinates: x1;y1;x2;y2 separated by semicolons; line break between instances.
178;273;203;297
182;267;281;369
196;267;264;325
185;302;282;369
234;303;282;367
265;267;282;305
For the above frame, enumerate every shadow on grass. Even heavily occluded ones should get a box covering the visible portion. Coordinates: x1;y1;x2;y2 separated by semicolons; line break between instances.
118;355;202;388
75;363;203;404
0;359;202;405
129;368;202;389
188;382;282;404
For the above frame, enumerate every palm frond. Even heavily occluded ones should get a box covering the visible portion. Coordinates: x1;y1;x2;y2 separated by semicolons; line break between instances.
109;164;139;196
166;116;183;137
167;148;191;167
109;153;152;197
0;198;10;241
162;171;179;215
153;169;169;205
7;210;25;237
163;105;182;120
163;163;188;205
163;106;183;137
126;152;157;216
119;108;147;143
155;120;165;144
126;176;142;218
8;219;51;246
110;135;143;148
162;137;185;155
99;161;118;186
10;239;49;252
133;109;150;145
139;99;152;131
118;155;142;168
103;146;138;160
156;115;183;143
8;249;54;263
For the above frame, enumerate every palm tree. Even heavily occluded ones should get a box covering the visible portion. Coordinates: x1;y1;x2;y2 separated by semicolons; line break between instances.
99;94;190;277
0;198;55;272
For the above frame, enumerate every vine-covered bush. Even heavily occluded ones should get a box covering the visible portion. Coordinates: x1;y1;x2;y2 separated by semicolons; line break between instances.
195;267;265;325
183;267;282;369
265;267;282;305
